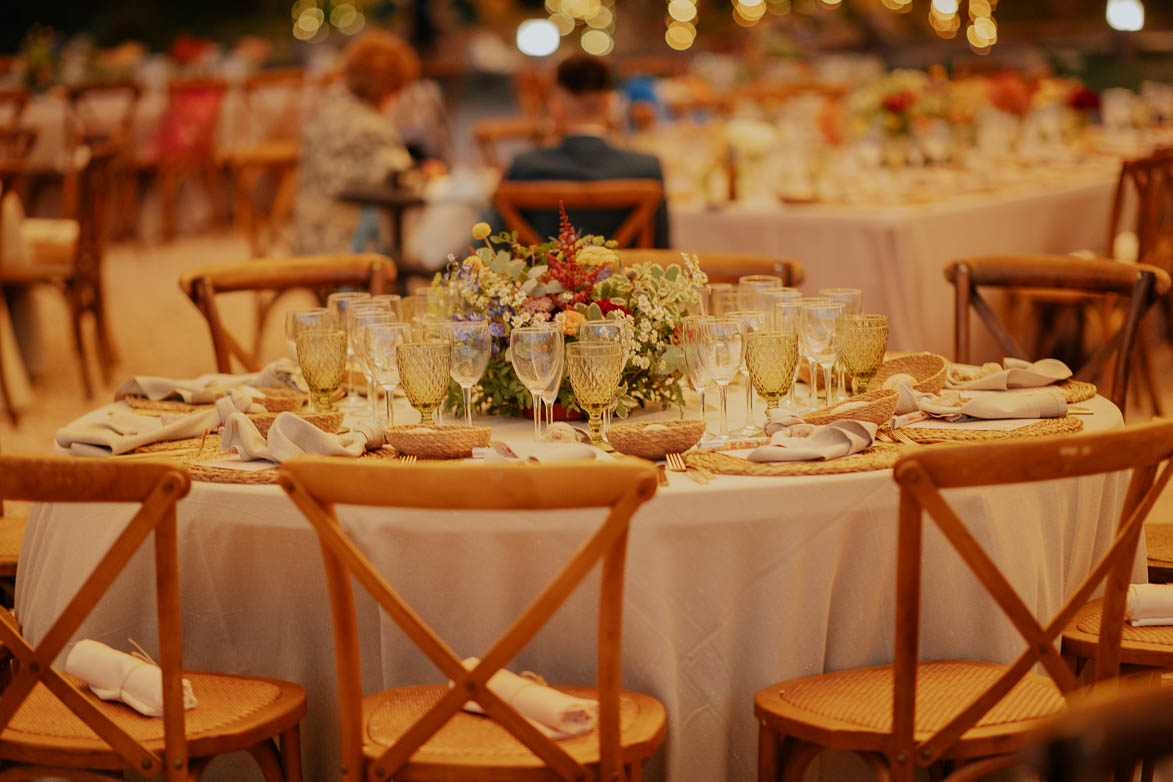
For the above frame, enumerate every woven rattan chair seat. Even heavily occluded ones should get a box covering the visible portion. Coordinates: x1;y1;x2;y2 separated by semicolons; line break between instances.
757;661;1063;749
1063;598;1173;669
0;672;306;767
1146;525;1173;567
361;685;666;772
0;515;25;578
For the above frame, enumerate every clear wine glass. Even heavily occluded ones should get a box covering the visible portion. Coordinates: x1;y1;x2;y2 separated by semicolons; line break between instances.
370;294;403;321
681;315;714;425
772;300;804;411
710;285;739;317
819;288;862;403
351;310;395;419
284;308;335;360
538;348;565;430
794;296;832;406
800;301;845;411
327;292;372;406
737;274;783;311
699;318;746;439
448;321;491;427
725;310;768;436
509;325;564;441
364;322;411;425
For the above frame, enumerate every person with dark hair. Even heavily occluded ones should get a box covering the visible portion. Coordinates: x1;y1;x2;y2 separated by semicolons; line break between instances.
495;54;670;247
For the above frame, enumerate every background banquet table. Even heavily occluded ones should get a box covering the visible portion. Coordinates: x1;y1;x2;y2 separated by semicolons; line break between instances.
15;392;1140;782
670;166;1120;360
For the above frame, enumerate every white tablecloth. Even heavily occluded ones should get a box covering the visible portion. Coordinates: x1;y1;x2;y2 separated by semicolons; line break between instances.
671;170;1119;360
15;391;1139;782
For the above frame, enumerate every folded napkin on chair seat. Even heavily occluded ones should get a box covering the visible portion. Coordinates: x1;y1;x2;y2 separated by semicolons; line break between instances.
56;392;261;456
946;357;1072;391
65;640;196;718
458;657;598;739
1125;584;1173;627
747;412;877;462
219;412;385;464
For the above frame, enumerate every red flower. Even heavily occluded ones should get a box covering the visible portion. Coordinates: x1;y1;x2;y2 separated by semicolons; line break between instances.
882;90;917;114
543;203;602;293
1069;87;1100;112
597;300;631;317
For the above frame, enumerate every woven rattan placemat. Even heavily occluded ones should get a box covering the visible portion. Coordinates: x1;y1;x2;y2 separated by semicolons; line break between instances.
121;396;210;413
182;445;399;485
684;443;902;477
1059;379;1096;403
897;415;1083;444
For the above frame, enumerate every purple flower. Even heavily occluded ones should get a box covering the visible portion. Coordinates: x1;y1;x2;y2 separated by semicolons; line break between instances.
489;322;506;337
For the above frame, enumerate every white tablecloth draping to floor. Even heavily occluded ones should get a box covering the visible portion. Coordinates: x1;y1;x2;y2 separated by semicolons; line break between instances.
671;170;1119;360
15;391;1139;782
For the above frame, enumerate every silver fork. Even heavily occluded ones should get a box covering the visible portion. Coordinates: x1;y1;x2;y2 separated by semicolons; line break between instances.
397;454;417;465
666;452;709;484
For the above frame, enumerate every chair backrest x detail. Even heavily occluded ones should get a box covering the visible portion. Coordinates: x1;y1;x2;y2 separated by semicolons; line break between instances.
493;179;664;248
889;419;1173;771
1109;148;1173;271
0;456;192;780
179;253;395;373
279;458;658;782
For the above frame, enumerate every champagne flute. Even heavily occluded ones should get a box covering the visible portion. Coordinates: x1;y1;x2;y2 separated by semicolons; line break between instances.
284;308;335;360
819;288;863;402
566;342;625;448
448;321;491;427
839;314;889;393
746;331;799;414
296;328;348;413
737;274;783;311
364;322;411;425
801;301;845;410
327;292;372;406
699;318;746;439
397;342;451;425
726;310;768;435
352;310;395;419
538;348;565;430
681;315;714;424
509;325;564;441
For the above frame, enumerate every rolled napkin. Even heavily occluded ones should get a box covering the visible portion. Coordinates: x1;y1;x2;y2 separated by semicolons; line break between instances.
219;412;386;464
1125;584;1173;627
56;390;260;457
917;387;1067;421
115;359;305;403
946;357;1072;391
458;657;598;739
64;640;196;717
748;412;876;463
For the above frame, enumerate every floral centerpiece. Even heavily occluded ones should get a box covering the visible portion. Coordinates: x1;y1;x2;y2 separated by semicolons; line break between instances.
433;209;707;419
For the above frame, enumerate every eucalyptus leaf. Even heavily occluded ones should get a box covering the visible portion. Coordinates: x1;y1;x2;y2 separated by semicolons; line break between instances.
587;302;603;321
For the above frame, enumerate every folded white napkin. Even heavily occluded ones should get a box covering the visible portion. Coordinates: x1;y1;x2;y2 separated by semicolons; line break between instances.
116;359;305;403
65;640;196;718
917;387;1067;421
748;412;877;462
946;357;1072;391
488;440;604;462
56;391;260;457
1125;584;1173;627
458;657;598;739
219;412;386;464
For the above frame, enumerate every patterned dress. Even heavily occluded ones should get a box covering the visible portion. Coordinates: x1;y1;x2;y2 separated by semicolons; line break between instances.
293;83;411;255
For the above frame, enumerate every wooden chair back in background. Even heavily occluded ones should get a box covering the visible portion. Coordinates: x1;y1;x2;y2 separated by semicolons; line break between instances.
944;254;1171;413
0;455;306;780
179;253;395;373
157;77;230;240
493;179;664;248
755;419;1173;782
0;87;28;129
620;249;805;287
471;116;556;171
65;80;143;146
279;458;665;782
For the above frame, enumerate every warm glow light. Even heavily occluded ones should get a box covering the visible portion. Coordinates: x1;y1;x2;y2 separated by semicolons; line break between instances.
735;1;768;20
1106;0;1144;31
296;7;324;32
562;0;599;19
339;10;364;34
931;0;959;14
820;0;842;6
545;0;561;12
291;0;315;19
587;6;613;27
517;18;561;56
550;12;576;35
973;15;997;42
665;20;696;49
580;28;614;55
767;0;792;13
330;3;356;28
668;0;698;22
739;0;765;6
969;0;992;17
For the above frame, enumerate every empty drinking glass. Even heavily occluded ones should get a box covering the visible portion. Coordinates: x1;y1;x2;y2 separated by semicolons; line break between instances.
699;318;746;439
566;342;625;448
800;301;845;410
364;322;411;425
839;314;889;393
284;308;335;360
538;348;565;430
352;310;395;418
510;325;564;440
448;321;492;426
681;315;714;423
819;289;862;401
746;331;800;413
370;294;403;321
710;284;739;317
577;319;631;437
327;292;372;405
726;310;768;435
296;329;348;413
397;342;451;425
737;275;783;311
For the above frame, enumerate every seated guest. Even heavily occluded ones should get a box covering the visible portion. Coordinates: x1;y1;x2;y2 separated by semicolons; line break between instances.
496;55;670;248
293;30;414;256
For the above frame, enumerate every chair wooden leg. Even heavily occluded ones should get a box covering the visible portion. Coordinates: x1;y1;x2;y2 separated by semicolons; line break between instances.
626;761;643;782
778;737;821;782
185;755;213;781
246;738;286;782
857;751;894;782
280;723;303;782
1142;756;1156;782
67;285;94;399
0;333;19;426
91;280;118;380
159;166;178;242
1135;335;1163;417
758;722;779;782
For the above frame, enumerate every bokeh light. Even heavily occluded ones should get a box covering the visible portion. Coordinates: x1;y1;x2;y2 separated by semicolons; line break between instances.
667;0;698;22
930;0;959;15
1106;0;1145;31
516;18;561;57
665;20;696;49
580;28;614;55
550;12;576;35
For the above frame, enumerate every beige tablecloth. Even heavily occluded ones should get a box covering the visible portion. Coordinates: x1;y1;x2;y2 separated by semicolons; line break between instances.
15;391;1138;782
671;170;1119;361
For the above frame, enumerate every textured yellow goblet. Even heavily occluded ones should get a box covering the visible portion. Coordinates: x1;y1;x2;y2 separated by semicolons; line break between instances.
840;314;889;393
296;329;347;413
566;342;625;448
745;331;799;412
397;342;452;425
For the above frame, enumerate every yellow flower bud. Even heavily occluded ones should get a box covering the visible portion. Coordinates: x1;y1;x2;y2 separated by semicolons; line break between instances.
472;222;492;241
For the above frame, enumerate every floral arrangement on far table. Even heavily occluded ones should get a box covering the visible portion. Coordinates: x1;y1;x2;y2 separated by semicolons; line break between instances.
433;209;707;419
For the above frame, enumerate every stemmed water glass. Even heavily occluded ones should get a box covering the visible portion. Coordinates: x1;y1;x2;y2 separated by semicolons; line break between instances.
296;328;348;413
577;319;630;437
448;321;491;427
698;318;746;439
819;288;863;401
746;331;800;414
509;325;564;441
351;309;395;419
370;294;403;321
397;341;451;425
772;300;806;411
709;284;739;317
538;349;565;430
737;275;783;311
681;315;713;423
364;322;411;425
726;310;768;435
839;314;889;393
327;292;372;406
565;342;625;448
800;301;845;410
284;308;335;360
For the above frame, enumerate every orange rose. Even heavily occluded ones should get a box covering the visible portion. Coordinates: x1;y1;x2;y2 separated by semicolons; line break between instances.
560;310;586;336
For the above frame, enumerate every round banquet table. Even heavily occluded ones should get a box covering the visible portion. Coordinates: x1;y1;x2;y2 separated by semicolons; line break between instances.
15;391;1142;782
669;165;1120;360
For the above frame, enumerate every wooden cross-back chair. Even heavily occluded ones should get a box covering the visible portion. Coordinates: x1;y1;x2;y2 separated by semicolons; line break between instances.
179;253;394;373
0;88;27;129
472;116;556;171
0;441;24;605
945;255;1171;414
278;458;666;782
619;249;805;288
66;80;142;146
755;419;1173;782
0;455;306;781
156;77;229;241
493;180;664;249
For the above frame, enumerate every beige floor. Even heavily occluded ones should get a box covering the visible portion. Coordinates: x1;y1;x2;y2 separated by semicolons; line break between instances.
1;233;1172;525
